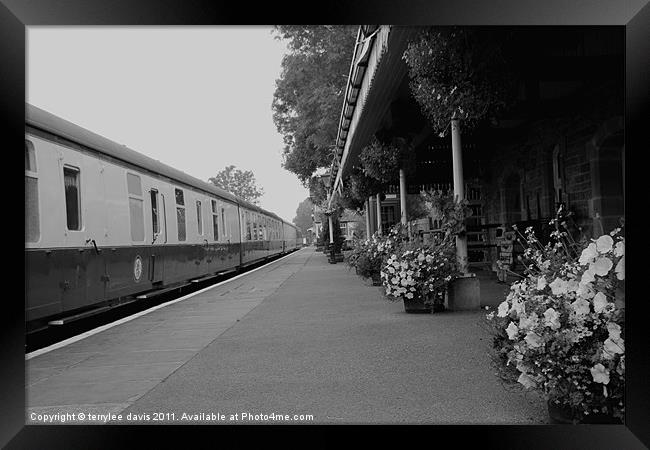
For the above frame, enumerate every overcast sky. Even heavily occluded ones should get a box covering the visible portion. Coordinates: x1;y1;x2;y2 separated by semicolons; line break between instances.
27;26;309;223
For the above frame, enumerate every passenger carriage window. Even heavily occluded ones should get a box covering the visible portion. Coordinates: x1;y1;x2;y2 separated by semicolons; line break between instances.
25;140;40;242
221;208;226;240
211;200;219;241
150;189;160;235
196;200;203;235
175;188;186;241
126;173;144;241
64;166;82;231
246;211;252;241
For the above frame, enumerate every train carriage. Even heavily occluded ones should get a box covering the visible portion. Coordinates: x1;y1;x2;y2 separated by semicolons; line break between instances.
25;104;301;331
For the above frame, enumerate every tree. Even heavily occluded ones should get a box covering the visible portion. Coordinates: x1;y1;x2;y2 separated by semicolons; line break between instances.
272;26;358;184
208;165;264;204
293;197;314;237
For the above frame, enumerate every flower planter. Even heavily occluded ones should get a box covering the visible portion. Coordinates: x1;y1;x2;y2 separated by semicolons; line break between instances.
403;296;431;314
547;401;622;424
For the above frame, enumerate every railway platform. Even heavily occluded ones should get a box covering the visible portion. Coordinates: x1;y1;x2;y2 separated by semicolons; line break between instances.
26;246;548;425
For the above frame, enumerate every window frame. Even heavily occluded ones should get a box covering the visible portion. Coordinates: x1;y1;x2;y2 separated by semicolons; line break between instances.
25;139;40;243
150;188;160;236
196;199;203;236
175;187;186;242
63;164;83;232
126;172;145;242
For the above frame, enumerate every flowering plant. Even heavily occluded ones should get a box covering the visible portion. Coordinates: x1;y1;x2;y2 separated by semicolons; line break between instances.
347;238;381;279
486;220;625;423
381;236;459;305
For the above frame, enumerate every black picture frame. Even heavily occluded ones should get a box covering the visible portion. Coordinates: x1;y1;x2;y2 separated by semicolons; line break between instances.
3;1;648;447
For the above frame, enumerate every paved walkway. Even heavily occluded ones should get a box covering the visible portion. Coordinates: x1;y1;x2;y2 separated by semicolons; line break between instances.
119;247;548;425
26;247;548;425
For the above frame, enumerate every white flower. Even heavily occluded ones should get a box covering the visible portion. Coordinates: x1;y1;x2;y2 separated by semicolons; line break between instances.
576;280;595;299
417;253;425;262
549;278;569;296
614;241;625;258
567;279;580;293
405;292;414;299
590;257;613;277
603;337;624;358
497;300;510;318
425;255;433;263
590;363;610;384
543;308;561;330
592;292;608;314
607;322;622;340
524;331;543;348
615;256;624;281
506;322;519;340
517;372;537;389
596;235;614;253
579;243;598;265
571;298;591;316
537;276;547;291
388;266;395;274
518;313;539;331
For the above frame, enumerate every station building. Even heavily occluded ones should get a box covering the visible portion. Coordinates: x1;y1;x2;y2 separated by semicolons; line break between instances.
328;25;624;273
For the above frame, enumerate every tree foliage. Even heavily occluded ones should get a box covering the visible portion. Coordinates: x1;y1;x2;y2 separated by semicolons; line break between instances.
402;27;516;136
293;197;314;236
308;176;329;206
208;165;264;205
272;26;358;184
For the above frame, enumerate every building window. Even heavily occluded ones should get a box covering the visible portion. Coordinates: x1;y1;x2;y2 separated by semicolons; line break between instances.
127;173;144;241
25;140;40;242
64;166;82;231
552;143;566;207
380;205;396;231
175;188;186;241
196;200;203;235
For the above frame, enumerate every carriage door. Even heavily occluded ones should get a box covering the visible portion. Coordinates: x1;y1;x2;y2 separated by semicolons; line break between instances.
148;188;165;284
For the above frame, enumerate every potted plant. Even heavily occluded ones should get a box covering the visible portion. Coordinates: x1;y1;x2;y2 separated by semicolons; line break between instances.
347;236;382;284
381;235;459;313
485;219;625;424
